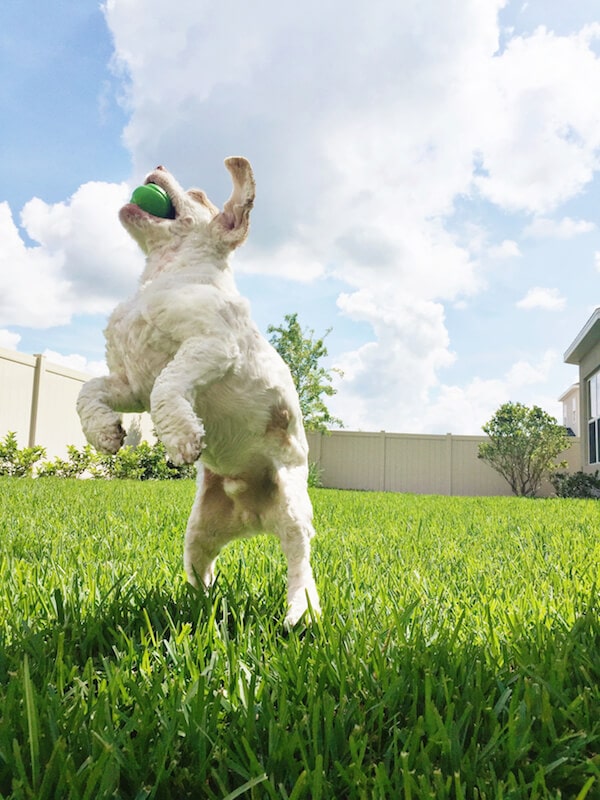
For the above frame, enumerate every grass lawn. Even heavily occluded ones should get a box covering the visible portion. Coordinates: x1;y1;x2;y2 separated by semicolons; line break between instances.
0;478;598;799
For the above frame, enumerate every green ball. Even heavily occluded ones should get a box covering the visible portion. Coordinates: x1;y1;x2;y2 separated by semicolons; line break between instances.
130;184;174;218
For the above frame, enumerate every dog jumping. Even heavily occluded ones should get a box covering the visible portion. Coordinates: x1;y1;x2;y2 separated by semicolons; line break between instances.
77;158;321;625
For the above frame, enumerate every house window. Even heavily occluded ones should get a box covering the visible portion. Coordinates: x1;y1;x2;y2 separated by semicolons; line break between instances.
588;371;600;464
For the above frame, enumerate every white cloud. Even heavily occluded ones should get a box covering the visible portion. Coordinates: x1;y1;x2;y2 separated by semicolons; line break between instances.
474;24;600;214
516;287;566;311
329;292;456;431
21;181;143;308
0;329;21;350
0;184;143;329
330;338;564;434
0;201;69;328
488;239;521;259
523;216;596;238
97;1;600;434
240;240;326;282
505;350;557;386
42;349;107;377
5;2;598;436
416;350;562;434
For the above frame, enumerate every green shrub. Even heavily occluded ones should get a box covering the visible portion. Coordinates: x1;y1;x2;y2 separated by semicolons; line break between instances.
37;444;98;478
0;431;46;477
37;439;195;480
308;460;323;488
101;440;195;480
550;469;600;499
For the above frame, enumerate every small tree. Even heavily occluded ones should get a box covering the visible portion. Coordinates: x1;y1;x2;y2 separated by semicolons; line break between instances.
478;402;568;497
267;312;343;432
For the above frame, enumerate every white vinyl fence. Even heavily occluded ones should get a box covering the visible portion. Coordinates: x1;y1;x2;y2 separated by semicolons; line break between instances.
307;430;581;497
0;347;154;459
1;347;581;495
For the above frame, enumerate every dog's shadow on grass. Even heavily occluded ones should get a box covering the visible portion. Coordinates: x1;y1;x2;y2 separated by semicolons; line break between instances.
1;571;291;678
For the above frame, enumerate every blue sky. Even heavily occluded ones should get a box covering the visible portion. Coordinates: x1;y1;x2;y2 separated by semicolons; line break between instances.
1;0;600;433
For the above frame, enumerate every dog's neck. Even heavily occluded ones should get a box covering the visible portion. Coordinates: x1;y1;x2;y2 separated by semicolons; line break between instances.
139;245;238;293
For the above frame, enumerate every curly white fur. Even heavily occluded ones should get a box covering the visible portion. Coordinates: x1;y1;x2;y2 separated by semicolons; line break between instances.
77;158;320;626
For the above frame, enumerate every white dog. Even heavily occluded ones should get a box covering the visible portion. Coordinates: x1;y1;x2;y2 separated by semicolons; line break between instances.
77;157;321;626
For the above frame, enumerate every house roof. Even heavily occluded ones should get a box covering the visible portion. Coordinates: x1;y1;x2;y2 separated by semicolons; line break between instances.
558;383;579;402
564;307;600;364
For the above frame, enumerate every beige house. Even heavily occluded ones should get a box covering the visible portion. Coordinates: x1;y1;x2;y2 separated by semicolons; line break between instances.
558;383;579;437
564;307;600;473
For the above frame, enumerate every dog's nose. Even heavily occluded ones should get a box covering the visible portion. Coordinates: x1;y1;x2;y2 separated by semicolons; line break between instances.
155;165;166;171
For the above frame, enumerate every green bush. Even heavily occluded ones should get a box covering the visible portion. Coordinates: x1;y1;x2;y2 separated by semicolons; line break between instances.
0;431;46;477
550;469;600;499
308;460;323;488
102;440;195;481
37;439;195;480
37;444;98;478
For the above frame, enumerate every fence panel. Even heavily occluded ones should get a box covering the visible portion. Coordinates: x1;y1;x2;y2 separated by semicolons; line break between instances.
0;347;154;459
449;436;513;496
307;430;581;497
384;434;451;494
0;349;37;448
319;432;384;491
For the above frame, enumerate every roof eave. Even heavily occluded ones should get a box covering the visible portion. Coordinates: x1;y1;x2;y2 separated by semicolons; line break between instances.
564;308;600;364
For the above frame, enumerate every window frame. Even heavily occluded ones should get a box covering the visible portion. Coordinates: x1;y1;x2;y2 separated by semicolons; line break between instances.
588;371;600;465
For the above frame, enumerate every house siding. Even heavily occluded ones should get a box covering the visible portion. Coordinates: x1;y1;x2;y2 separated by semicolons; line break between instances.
578;338;600;472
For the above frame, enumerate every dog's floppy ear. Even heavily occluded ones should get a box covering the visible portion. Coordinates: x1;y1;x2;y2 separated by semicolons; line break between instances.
210;157;255;249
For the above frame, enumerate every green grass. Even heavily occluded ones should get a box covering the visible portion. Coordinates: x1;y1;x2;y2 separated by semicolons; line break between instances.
0;478;598;799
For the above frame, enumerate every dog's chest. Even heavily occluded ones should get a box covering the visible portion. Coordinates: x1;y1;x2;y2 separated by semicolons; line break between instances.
105;298;177;399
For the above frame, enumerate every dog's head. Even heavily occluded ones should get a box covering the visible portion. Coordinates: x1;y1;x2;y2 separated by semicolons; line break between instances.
119;157;255;257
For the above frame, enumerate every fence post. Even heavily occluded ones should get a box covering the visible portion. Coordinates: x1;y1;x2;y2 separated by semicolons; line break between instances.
446;432;453;496
28;354;46;448
379;431;386;491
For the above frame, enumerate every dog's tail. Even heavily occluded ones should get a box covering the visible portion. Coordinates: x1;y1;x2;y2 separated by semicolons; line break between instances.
222;477;248;498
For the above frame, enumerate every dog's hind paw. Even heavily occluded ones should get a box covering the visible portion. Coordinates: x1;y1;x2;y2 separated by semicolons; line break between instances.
284;586;321;629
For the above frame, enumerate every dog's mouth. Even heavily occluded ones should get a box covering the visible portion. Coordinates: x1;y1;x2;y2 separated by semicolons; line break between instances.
121;169;180;223
142;176;178;220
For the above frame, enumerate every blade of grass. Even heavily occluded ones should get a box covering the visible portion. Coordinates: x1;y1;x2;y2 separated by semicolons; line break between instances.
23;653;40;791
221;773;268;800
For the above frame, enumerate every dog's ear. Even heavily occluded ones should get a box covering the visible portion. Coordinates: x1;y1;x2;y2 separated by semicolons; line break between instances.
210;157;255;249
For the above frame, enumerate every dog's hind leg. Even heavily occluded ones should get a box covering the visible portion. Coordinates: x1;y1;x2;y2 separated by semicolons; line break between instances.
183;467;238;589
266;466;321;627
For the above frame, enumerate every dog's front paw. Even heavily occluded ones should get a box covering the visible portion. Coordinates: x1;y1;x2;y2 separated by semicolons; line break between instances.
162;426;204;465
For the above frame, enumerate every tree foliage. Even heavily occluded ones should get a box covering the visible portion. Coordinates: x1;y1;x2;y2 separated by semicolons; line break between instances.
478;402;568;497
267;312;343;432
